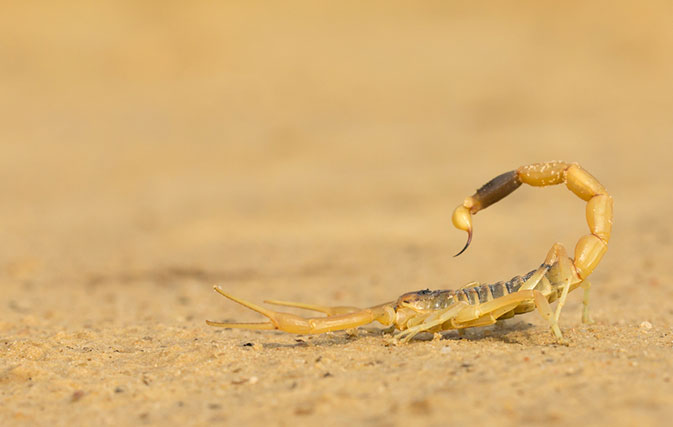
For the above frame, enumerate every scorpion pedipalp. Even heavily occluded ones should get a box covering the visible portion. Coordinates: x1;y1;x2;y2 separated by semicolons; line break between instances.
207;286;396;335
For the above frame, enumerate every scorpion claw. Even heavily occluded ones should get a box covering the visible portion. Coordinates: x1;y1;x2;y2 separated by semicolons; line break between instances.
208;287;394;335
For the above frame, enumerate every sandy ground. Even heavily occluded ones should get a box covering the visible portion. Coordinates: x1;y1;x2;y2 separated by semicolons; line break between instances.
2;2;673;426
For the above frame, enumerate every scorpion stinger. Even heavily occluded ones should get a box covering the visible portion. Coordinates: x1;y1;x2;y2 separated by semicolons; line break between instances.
452;170;522;256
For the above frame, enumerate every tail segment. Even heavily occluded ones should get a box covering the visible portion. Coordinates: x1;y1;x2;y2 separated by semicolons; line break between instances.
451;161;612;279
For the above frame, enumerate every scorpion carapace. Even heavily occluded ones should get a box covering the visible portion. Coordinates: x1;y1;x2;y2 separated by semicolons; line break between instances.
207;161;613;343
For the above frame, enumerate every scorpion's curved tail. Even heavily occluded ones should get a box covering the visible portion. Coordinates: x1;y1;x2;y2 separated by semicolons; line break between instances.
451;161;612;280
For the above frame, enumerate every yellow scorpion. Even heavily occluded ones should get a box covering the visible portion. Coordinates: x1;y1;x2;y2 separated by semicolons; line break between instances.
207;161;612;343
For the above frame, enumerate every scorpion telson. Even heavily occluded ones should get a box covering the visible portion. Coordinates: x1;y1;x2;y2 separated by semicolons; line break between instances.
207;161;612;343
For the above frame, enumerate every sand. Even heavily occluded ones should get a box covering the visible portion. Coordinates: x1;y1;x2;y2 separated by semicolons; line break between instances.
2;2;673;426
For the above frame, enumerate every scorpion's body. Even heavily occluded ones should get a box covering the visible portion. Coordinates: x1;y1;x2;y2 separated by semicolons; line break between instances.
208;161;612;343
391;261;581;337
400;267;546;317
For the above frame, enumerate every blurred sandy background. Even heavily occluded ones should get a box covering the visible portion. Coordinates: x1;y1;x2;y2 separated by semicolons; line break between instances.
2;1;673;426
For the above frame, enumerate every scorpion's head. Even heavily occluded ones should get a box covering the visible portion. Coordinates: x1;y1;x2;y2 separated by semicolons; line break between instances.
394;289;444;330
396;289;439;312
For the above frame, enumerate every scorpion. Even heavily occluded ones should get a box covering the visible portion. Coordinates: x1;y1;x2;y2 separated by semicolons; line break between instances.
207;161;612;343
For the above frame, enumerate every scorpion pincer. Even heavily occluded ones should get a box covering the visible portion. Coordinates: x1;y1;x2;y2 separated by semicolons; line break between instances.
207;161;612;343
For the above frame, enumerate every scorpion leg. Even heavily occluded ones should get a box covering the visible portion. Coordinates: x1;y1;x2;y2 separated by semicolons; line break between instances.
520;243;563;290
449;289;562;340
206;287;395;334
394;302;468;344
521;243;576;333
530;242;587;335
521;243;575;339
580;280;593;324
552;249;576;325
454;254;566;339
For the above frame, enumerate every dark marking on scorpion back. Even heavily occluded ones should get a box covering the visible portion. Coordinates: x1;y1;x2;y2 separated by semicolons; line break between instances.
483;266;543;303
398;264;554;310
489;281;506;299
475;285;490;303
